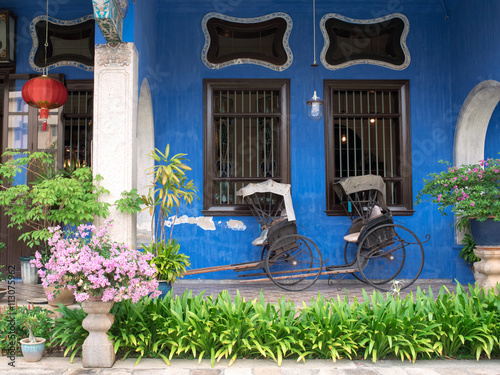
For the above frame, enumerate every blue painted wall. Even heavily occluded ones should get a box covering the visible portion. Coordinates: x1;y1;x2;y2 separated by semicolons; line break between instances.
3;0;93;79
448;0;500;160
129;0;471;281
6;0;496;282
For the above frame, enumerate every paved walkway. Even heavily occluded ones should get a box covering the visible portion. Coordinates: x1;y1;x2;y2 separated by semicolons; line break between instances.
0;278;460;308
1;357;499;374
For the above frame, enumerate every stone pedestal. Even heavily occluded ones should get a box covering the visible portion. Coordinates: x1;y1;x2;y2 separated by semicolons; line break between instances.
82;300;115;368
473;246;500;293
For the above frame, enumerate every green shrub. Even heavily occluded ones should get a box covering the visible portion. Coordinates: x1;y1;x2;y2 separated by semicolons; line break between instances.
297;294;362;362
50;304;87;362
423;284;498;359
0;305;53;353
50;284;500;365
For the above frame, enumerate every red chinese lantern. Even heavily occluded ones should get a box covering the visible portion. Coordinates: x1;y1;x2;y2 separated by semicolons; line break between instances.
22;75;68;131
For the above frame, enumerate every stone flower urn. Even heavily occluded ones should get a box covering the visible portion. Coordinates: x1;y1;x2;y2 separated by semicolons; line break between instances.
81;299;115;368
473;247;500;293
470;218;500;293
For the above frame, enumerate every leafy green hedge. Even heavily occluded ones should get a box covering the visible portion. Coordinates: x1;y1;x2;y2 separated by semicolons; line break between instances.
51;284;500;366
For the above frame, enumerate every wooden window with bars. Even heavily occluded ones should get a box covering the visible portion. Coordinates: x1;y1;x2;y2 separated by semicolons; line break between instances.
203;79;290;216
324;80;413;216
63;80;93;169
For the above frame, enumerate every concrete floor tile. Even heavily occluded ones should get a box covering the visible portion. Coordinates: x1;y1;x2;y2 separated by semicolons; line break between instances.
281;369;320;375
222;368;253;375
342;370;379;375
254;368;282;375
191;370;223;375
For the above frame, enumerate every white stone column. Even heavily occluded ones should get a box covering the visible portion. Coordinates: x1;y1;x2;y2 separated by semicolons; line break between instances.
93;42;138;248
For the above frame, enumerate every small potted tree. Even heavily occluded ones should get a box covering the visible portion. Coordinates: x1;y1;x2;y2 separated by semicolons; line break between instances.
141;145;197;295
17;305;53;362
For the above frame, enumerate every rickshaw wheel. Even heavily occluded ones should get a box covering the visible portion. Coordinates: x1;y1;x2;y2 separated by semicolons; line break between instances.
261;245;271;278
265;234;322;291
344;241;367;283
356;224;424;292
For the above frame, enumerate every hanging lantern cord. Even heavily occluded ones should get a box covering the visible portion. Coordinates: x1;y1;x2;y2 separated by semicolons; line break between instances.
311;0;319;96
313;0;317;65
43;0;49;76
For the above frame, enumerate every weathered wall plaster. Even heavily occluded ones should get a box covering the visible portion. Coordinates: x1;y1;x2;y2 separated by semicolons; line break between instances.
165;216;247;231
227;220;246;231
166;215;216;231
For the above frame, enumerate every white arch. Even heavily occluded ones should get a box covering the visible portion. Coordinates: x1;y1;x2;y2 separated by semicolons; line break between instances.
454;80;500;166
453;80;500;244
136;78;155;246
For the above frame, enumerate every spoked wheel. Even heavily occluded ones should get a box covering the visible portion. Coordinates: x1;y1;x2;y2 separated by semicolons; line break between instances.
261;244;270;277
356;224;424;292
344;241;366;283
266;234;322;291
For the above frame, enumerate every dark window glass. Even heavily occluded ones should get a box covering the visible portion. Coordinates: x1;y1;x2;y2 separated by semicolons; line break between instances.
203;79;290;216
206;17;288;66
324;80;413;216
63;80;93;169
34;19;95;68
324;17;406;67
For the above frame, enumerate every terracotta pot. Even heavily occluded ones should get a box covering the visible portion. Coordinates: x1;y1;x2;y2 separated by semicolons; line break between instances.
44;285;75;306
20;337;46;362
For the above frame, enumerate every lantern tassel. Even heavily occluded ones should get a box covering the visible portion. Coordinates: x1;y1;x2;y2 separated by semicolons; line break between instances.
39;108;49;131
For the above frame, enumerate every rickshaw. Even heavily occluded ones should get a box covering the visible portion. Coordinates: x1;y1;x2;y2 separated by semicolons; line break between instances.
184;175;426;292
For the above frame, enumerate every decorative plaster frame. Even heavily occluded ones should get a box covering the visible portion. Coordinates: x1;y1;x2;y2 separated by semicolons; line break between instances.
29;14;95;72
320;13;410;71
202;12;293;71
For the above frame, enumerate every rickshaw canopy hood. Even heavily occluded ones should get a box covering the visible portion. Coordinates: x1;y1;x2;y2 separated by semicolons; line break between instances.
236;179;296;221
333;174;389;211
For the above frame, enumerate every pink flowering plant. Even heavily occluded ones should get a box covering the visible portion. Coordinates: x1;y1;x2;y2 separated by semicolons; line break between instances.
416;158;500;221
31;220;161;303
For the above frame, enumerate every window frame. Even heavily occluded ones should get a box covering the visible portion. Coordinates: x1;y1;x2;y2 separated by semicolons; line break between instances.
203;79;291;216
29;14;95;73
319;13;410;71
324;79;413;216
64;79;93;168
202;12;293;71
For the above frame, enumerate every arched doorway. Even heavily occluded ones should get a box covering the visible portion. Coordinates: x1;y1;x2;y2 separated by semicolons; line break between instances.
137;78;155;246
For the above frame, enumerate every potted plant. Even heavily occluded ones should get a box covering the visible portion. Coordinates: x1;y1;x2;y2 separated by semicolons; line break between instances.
31;220;160;303
416;157;500;290
31;220;160;368
16;305;53;362
416;157;500;243
0;150;110;284
142;239;190;296
141;145;197;294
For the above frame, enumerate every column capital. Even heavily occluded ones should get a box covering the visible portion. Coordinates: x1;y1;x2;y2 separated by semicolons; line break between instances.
96;42;134;67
